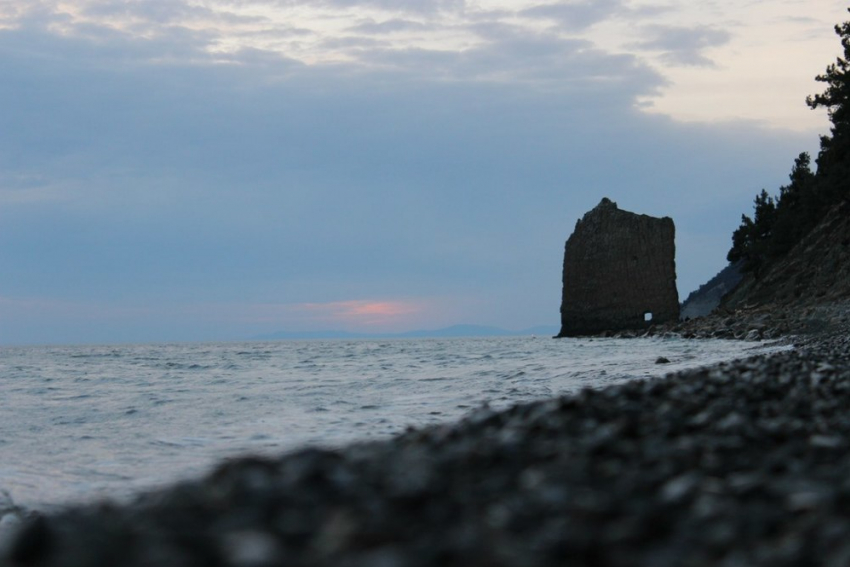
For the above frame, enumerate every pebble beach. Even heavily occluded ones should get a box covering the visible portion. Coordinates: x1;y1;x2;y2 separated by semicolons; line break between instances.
3;304;850;566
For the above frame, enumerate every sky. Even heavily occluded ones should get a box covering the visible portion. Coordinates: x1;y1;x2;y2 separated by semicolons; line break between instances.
0;0;847;345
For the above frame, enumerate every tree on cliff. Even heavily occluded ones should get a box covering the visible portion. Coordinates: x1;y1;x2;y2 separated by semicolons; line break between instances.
771;152;818;256
727;189;776;276
807;12;850;205
728;9;850;276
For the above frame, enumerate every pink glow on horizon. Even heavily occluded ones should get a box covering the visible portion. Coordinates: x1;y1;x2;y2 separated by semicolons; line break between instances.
0;296;449;339
196;297;459;332
297;300;423;327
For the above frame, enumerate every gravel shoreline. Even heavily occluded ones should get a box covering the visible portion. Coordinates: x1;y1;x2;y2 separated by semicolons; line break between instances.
3;311;850;566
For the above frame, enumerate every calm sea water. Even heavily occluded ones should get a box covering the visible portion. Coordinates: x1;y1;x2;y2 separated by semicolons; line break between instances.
0;336;786;510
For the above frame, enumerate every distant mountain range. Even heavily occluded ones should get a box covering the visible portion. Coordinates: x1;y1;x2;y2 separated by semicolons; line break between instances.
252;324;560;341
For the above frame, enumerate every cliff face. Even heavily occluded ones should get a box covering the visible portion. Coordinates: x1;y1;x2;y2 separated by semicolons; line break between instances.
559;198;679;337
680;262;743;320
722;200;850;310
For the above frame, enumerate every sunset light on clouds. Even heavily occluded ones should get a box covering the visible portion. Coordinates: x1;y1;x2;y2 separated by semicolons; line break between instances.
0;0;847;343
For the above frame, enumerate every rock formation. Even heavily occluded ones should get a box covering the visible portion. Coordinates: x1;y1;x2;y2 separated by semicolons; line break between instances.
680;262;743;320
559;198;679;337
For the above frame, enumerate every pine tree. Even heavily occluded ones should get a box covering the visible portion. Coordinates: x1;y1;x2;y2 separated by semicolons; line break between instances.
772;152;816;256
727;10;850;274
807;9;850;203
727;190;776;276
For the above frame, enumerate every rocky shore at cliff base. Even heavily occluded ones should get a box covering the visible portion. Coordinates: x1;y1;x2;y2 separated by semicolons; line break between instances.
610;300;850;343
3;302;850;567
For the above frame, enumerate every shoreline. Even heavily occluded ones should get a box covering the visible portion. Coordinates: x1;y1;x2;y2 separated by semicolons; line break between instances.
3;306;850;566
0;336;782;514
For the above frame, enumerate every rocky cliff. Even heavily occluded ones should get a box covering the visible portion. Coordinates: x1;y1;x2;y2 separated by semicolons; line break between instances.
559;198;679;337
722;200;850;310
680;262;743;320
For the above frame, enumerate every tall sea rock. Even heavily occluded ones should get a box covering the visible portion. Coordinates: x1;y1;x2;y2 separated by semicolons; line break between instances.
559;198;679;337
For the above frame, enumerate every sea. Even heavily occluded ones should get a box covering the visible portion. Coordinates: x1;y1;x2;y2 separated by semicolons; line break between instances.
0;336;788;511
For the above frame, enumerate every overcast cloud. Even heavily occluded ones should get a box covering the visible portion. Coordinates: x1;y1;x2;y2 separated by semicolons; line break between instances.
0;0;841;344
632;25;732;67
520;0;625;31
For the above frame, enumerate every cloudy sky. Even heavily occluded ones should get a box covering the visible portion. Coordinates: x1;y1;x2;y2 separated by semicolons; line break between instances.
0;0;846;344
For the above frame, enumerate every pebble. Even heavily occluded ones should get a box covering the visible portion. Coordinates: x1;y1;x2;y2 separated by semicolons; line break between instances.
0;514;21;546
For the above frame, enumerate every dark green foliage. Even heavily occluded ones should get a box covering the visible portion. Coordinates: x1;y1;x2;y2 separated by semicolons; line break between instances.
727;216;754;266
728;10;850;276
727;190;776;276
772;153;818;257
807;14;850;205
